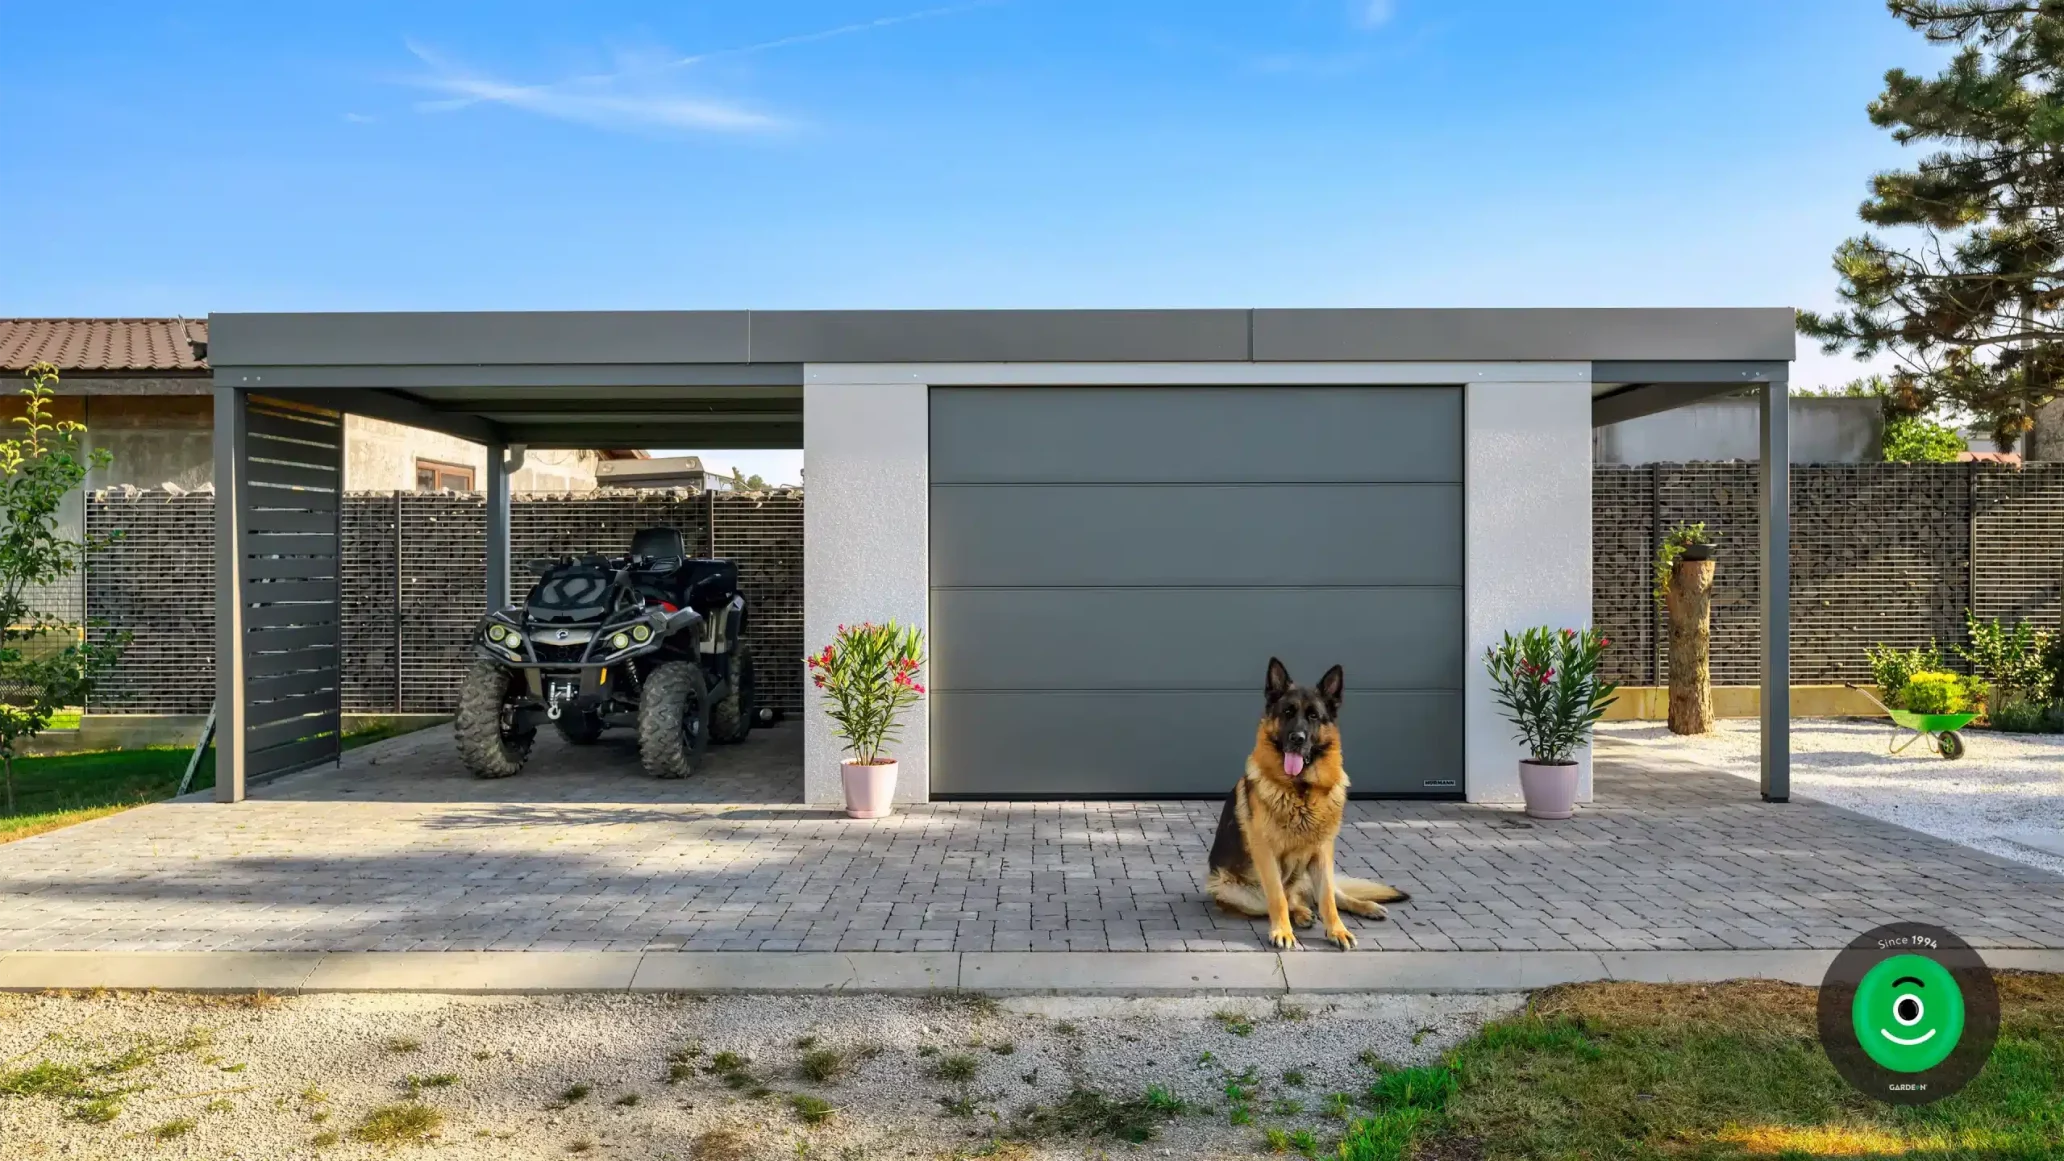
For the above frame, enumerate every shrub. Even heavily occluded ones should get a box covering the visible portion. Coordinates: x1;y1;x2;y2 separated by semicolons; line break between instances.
1957;611;2052;704
1986;699;2051;733
1483;627;1619;764
1882;413;1967;462
807;621;926;764
1651;522;1712;607
2043;634;2064;702
1897;671;1971;715
1864;641;1944;698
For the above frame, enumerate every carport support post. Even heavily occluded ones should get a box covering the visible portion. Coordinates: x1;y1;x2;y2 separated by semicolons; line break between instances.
1758;379;1790;802
485;442;510;612
212;386;248;803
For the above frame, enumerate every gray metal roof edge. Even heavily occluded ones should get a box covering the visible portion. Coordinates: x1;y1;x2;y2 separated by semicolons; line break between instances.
208;307;1796;368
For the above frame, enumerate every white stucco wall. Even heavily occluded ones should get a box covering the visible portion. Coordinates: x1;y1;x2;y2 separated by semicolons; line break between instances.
801;376;930;806
1464;378;1595;805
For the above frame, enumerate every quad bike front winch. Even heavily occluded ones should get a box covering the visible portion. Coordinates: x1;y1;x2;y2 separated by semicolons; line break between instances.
454;526;758;780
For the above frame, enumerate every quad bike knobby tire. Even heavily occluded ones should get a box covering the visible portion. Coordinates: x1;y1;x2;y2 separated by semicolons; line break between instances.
708;640;756;745
554;709;606;744
638;659;710;779
455;659;534;778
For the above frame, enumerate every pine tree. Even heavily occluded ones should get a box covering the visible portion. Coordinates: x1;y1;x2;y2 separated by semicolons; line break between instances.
1799;1;2064;446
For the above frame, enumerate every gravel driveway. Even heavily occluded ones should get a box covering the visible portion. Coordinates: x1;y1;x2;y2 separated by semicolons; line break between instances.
1600;718;2064;876
0;989;1515;1160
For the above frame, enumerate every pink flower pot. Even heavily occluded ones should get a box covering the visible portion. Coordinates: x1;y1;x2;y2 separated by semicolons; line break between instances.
841;760;899;819
1519;760;1579;820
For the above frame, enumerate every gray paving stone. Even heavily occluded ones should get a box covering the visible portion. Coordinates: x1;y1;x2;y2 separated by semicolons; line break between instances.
0;728;2058;953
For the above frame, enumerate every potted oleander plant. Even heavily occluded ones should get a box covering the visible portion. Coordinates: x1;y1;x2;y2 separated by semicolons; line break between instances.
1484;627;1619;819
807;620;925;819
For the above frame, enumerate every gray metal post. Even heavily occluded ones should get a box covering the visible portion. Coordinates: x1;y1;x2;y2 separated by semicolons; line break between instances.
212;386;248;803
485;442;510;612
1759;380;1791;802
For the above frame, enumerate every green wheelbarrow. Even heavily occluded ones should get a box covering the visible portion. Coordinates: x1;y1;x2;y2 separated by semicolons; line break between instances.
1844;683;1976;759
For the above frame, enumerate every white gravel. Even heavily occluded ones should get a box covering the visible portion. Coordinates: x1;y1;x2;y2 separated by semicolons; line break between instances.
0;989;1519;1160
1601;718;2064;876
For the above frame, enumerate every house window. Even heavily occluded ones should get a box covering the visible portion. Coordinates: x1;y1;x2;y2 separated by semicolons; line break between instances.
415;459;476;492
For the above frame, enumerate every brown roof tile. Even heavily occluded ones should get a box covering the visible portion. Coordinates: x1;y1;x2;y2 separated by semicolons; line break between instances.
0;318;209;373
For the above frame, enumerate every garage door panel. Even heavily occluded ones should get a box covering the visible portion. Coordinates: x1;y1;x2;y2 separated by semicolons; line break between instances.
932;587;1462;691
931;387;1461;484
931;484;1462;588
931;690;1463;797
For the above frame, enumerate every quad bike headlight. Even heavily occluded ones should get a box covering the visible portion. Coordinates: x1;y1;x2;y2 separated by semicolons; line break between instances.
610;631;632;651
631;623;652;643
487;624;507;643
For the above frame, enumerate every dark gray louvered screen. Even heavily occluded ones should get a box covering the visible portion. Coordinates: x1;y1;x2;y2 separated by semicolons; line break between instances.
239;397;343;779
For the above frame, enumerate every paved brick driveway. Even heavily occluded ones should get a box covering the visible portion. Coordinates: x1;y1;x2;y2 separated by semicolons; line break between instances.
0;728;2059;953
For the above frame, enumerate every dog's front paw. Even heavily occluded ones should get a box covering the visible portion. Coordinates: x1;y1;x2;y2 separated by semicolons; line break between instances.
1325;924;1358;950
1267;927;1300;950
1289;906;1315;928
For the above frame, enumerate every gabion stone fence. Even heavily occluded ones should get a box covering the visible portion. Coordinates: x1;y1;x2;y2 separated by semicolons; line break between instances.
84;490;804;716
1595;462;2064;687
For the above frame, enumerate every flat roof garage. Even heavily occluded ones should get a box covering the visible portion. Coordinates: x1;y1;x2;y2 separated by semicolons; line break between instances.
207;308;1797;806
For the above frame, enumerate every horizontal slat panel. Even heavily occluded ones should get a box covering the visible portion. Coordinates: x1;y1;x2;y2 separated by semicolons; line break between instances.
247;668;339;701
246;461;340;491
246;732;340;779
933;587;1462;691
246;486;340;513
931;690;1462;797
246;624;340;653
931;386;1462;484
243;602;339;630
248;687;340;728
247;647;338;679
932;484;1462;588
246;708;340;753
242;509;338;534
241;555;340;580
243;533;337;557
247;405;342;444
243;579;339;605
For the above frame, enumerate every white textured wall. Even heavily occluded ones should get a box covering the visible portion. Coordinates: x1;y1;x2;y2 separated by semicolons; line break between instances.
1465;378;1595;804
802;377;929;805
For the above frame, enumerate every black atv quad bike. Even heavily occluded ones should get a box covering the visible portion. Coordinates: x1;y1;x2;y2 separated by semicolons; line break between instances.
454;527;756;780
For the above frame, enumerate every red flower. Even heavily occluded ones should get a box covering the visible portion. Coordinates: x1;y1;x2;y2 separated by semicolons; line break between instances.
1600;636;1611;648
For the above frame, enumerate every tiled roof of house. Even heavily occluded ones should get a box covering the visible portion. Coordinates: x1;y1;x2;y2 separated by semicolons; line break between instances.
0;318;209;373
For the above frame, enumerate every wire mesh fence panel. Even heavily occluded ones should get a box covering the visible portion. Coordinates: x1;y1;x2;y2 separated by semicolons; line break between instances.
83;490;216;712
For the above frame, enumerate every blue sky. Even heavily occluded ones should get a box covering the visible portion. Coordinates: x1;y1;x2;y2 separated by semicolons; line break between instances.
2;1;1937;481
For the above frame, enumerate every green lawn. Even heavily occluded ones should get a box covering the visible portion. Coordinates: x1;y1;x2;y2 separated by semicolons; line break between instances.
1330;975;2064;1160
0;718;439;844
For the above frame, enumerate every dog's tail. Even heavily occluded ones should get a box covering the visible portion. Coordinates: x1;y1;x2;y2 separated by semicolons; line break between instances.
1336;875;1410;904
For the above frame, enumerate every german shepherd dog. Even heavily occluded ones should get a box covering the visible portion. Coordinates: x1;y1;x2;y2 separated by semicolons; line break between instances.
1206;659;1409;950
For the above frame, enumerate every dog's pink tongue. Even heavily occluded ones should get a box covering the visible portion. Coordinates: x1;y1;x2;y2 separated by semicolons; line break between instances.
1283;752;1306;778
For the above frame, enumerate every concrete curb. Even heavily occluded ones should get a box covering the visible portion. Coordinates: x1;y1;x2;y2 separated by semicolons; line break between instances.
4;949;2062;995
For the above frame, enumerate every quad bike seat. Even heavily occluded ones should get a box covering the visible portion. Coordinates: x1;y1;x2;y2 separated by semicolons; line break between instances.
627;527;738;613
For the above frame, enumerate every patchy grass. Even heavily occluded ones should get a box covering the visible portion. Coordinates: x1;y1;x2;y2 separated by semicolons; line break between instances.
613;1092;640;1107
311;1128;340;1147
789;1093;835;1125
1336;975;2064;1160
797;1047;848;1084
931;1054;980;1084
709;1051;750;1074
1015;1086;1184;1144
150;1116;198;1141
349;1102;443;1145
557;1082;592;1105
382;1036;422;1054
1213;1009;1256;1037
403;1073;459;1095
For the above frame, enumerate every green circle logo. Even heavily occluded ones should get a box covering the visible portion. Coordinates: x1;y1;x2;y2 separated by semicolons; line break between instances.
1852;953;1964;1072
1818;923;2000;1105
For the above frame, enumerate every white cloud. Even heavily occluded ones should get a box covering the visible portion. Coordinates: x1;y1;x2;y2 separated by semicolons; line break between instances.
1354;0;1395;29
403;40;785;134
399;3;999;136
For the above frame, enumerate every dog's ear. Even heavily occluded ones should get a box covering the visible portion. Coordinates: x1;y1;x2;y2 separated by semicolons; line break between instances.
1265;657;1291;704
1317;665;1345;714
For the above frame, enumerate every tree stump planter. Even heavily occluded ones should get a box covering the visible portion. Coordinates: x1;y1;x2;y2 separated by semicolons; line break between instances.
1666;556;1716;735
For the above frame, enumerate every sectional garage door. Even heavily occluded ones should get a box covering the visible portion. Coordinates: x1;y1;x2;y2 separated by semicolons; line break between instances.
929;386;1464;798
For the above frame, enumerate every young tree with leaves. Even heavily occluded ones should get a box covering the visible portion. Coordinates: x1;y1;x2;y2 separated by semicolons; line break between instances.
1799;1;2064;448
0;363;126;813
